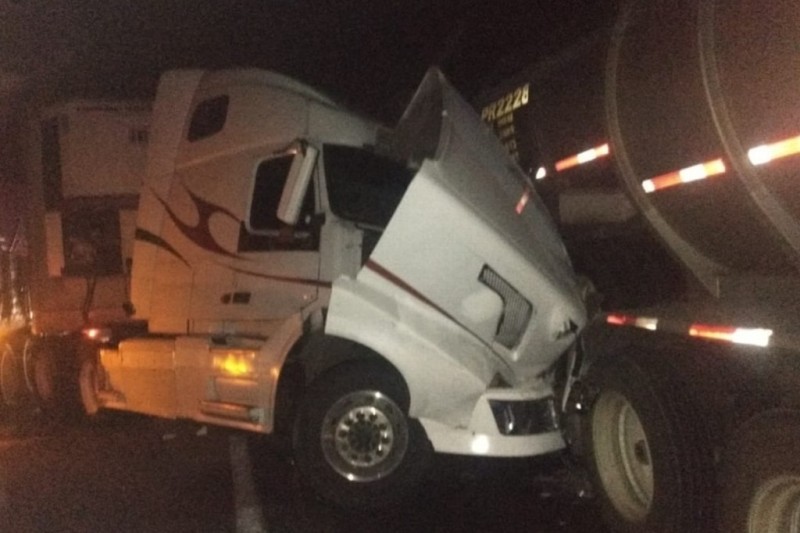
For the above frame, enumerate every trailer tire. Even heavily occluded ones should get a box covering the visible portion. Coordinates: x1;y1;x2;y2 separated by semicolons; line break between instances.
33;350;57;408
0;342;24;405
585;352;714;533
292;360;432;509
79;357;102;417
720;409;800;533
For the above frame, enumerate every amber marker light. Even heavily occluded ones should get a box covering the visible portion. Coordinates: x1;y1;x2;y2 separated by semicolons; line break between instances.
213;352;256;377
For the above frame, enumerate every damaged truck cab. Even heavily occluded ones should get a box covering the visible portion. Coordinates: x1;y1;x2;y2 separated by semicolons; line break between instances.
82;67;586;506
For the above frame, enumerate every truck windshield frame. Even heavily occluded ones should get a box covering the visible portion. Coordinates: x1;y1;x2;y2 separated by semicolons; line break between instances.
323;144;415;228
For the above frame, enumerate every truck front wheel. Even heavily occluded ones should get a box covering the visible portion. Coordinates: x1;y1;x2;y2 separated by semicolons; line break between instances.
292;360;432;509
585;353;714;533
720;409;800;533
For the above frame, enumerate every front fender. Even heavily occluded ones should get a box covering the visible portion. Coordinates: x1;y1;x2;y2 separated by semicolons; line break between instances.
325;276;504;430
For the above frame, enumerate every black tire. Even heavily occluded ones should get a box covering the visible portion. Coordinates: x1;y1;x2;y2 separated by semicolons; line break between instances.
585;353;715;533
292;360;433;509
33;347;57;409
720;409;800;533
28;336;82;417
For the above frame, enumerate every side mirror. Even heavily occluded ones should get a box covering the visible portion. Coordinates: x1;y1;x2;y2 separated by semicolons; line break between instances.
277;143;319;225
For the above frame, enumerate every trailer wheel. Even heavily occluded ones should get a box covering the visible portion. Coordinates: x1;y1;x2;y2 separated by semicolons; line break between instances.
585;353;714;533
0;342;24;405
33;350;56;407
292;360;432;509
22;338;36;394
720;409;800;533
79;357;102;416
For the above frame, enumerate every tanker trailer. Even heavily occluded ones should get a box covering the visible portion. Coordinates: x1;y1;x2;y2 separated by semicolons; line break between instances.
478;1;800;532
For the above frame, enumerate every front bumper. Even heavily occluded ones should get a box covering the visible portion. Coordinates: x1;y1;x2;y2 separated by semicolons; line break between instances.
418;388;565;457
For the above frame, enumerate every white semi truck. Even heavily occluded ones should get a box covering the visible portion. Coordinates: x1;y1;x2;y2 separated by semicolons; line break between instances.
0;99;149;410
77;68;589;508
478;0;800;532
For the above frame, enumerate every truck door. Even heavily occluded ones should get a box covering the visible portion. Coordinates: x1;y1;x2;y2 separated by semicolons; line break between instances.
229;149;322;331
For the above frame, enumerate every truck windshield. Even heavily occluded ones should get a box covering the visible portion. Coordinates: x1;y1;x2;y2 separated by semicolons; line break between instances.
324;144;415;228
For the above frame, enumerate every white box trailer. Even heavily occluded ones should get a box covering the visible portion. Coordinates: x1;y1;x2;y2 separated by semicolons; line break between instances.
0;99;150;408
79;68;588;508
32;100;148;329
477;0;800;531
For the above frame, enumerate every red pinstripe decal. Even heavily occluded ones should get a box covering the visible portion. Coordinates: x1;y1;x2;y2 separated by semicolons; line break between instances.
365;259;455;321
229;266;332;288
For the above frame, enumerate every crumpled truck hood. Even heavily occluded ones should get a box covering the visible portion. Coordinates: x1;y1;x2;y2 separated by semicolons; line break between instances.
334;69;587;384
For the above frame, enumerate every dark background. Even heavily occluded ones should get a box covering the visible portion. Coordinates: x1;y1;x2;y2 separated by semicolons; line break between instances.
0;0;617;122
0;0;618;241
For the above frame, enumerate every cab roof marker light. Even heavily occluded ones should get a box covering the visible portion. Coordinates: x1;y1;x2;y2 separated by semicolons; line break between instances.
688;324;773;347
748;134;800;166
535;166;547;180
642;158;727;194
555;143;610;172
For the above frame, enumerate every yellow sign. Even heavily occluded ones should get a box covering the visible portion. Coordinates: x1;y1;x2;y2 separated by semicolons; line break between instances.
480;83;530;122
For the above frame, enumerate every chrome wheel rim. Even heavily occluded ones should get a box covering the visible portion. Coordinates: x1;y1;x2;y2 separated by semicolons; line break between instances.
321;390;408;482
592;390;654;522
749;475;800;533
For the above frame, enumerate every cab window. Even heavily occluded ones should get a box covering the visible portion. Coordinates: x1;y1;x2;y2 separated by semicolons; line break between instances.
188;95;229;141
238;154;318;252
324;144;414;228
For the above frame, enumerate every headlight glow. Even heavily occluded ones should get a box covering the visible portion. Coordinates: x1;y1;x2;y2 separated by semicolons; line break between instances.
213;352;256;377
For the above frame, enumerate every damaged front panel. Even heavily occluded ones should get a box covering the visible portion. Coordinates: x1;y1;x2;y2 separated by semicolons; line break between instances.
326;69;587;456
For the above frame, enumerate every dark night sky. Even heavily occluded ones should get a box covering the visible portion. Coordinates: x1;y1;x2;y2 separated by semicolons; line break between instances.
0;0;617;122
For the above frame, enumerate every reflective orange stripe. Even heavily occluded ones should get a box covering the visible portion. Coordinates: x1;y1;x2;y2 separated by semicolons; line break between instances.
606;314;658;330
555;143;610;172
642;158;726;193
748;134;800;166
608;315;771;347
689;324;772;347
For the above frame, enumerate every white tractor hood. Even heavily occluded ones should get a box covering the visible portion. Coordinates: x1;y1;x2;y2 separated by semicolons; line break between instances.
327;68;586;386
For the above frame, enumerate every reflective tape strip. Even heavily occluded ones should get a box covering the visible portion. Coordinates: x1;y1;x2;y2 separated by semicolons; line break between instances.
748;134;800;166
555;143;610;172
606;314;658;331
689;324;773;347
607;314;773;348
642;158;727;193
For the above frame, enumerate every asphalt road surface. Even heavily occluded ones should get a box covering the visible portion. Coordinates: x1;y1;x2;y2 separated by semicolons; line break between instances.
0;407;606;533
